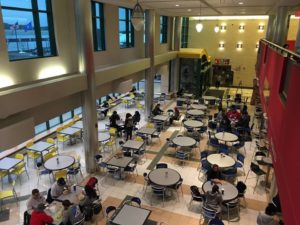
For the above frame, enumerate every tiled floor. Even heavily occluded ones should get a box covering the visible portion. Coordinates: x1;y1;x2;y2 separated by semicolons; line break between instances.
0;95;272;225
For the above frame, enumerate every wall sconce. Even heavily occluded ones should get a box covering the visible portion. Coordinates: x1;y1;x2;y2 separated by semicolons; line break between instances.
258;24;264;32
214;25;220;33
219;42;225;49
220;24;226;32
239;24;245;32
236;42;243;50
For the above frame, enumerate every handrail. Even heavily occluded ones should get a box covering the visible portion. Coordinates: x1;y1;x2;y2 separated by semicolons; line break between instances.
261;39;300;63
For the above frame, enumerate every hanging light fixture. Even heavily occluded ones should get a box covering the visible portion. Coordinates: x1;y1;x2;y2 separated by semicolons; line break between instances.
195;0;203;32
131;0;144;31
214;25;220;33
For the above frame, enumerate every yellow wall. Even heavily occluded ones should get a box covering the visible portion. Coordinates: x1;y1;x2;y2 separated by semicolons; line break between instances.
287;17;300;40
188;19;267;87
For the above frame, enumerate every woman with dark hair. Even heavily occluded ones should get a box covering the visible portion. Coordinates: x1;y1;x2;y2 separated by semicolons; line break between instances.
124;113;134;141
205;184;223;214
132;111;141;125
257;203;281;225
79;185;98;208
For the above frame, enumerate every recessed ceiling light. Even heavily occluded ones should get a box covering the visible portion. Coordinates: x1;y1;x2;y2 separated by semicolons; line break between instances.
175;4;180;7
238;2;244;5
187;9;192;12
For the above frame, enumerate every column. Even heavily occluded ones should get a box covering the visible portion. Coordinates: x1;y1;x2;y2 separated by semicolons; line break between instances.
273;6;290;46
170;16;181;94
295;20;300;54
144;10;155;119
266;15;276;41
75;0;98;173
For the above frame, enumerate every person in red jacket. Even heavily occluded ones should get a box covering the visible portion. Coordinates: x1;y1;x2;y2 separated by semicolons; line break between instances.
30;203;53;225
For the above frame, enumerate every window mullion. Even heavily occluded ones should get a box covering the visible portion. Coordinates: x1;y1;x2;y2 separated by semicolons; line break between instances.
46;0;57;55
32;0;43;56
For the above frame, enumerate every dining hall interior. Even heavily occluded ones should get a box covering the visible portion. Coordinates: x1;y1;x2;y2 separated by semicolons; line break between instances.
0;0;300;225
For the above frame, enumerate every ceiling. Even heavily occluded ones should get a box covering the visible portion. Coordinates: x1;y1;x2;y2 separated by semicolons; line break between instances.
102;0;300;16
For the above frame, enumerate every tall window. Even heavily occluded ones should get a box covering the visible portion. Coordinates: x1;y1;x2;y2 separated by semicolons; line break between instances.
91;1;105;51
160;16;168;44
0;0;57;61
119;7;134;48
181;17;189;48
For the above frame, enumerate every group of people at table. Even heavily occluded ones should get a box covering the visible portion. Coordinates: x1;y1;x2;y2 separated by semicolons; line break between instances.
25;177;101;225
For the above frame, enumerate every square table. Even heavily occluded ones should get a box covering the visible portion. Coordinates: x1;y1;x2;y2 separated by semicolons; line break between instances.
122;140;144;151
152;115;169;122
0;157;22;171
71;121;83;129
27;141;55;162
111;204;151;225
106;156;133;179
136;127;156;136
59;127;81;145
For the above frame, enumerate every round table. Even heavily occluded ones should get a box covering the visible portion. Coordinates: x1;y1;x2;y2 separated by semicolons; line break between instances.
207;154;236;168
215;132;238;142
184;120;203;128
44;155;75;171
191;104;207;110
187;109;204;117
172;136;196;147
202;181;238;202
98;132;111;142
148;168;181;186
203;96;217;101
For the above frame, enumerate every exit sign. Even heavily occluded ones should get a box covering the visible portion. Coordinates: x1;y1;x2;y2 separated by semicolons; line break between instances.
295;11;300;17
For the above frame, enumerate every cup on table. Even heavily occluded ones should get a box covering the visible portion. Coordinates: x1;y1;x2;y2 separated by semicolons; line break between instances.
221;188;225;195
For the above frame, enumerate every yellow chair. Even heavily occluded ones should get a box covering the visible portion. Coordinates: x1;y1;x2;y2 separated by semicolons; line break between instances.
26;141;40;166
122;99;128;108
109;127;117;137
0;171;8;189
129;93;135;99
15;153;24;160
107;111;113;117
10;161;29;185
56;129;70;150
104;138;116;152
135;136;144;142
146;123;155;128
47;138;55;144
43;152;55;161
108;99;116;107
67;121;74;127
73;115;80;122
62;124;68;129
136;102;144;110
47;138;59;156
0;180;18;207
54;170;68;181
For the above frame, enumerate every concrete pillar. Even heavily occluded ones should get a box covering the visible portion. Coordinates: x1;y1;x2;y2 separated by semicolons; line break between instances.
75;0;98;173
144;10;155;119
170;17;181;94
295;20;300;54
273;6;290;46
266;15;276;41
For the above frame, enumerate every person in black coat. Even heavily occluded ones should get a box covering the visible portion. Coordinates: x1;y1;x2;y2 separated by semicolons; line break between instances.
206;164;222;183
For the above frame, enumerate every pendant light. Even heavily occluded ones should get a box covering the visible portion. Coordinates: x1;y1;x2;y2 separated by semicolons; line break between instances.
195;0;203;32
131;0;144;31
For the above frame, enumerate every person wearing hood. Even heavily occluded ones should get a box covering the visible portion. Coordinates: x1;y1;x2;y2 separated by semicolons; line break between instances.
205;184;223;214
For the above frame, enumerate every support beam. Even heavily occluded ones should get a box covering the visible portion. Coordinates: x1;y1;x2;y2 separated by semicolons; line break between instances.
266;15;276;42
273;6;290;46
75;0;98;173
295;20;300;54
144;10;155;119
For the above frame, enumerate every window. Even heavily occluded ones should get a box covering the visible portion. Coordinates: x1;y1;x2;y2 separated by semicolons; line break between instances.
181;17;189;48
49;116;60;128
74;107;82;115
91;1;105;51
1;0;57;61
119;7;134;48
62;111;72;122
160;16;168;44
34;122;47;134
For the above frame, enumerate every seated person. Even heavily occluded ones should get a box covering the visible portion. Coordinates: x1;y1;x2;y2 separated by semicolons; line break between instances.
206;164;222;184
50;178;69;199
60;200;85;225
257;204;281;225
205;185;223;214
30;203;53;225
130;86;137;94
109;111;122;133
132;111;141;125
101;101;109;117
152;103;163;116
219;112;231;132
176;88;184;97
27;189;46;215
236;111;250;129
79;185;99;208
226;105;241;122
170;107;180;124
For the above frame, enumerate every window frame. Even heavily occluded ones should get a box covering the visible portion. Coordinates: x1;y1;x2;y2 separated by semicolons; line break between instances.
160;16;168;44
181;17;189;48
91;1;106;51
118;7;134;48
1;0;57;61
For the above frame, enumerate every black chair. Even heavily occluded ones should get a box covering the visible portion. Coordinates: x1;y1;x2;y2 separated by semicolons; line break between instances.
222;198;240;222
189;185;205;207
156;163;168;169
236;181;247;206
245;162;266;193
